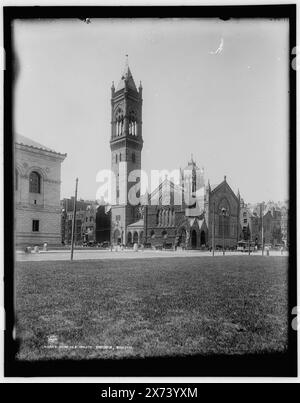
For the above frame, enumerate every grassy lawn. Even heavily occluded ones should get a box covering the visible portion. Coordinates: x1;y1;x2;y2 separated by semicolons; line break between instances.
15;256;288;361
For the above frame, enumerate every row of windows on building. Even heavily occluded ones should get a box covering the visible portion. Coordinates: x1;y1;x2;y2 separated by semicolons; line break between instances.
115;110;138;137
15;170;42;193
156;208;176;227
115;152;136;164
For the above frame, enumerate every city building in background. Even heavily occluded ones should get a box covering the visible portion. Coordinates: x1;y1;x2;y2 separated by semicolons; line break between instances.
60;198;111;245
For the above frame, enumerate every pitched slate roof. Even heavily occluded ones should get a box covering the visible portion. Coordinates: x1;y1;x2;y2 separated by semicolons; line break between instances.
127;219;144;228
15;134;66;157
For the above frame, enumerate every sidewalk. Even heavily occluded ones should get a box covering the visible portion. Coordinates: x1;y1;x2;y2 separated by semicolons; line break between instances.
15;248;289;262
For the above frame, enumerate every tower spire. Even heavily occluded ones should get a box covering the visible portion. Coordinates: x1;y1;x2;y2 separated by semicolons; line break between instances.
116;54;138;92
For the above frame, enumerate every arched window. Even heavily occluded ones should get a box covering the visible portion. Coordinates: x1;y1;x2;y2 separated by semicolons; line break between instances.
15;169;18;190
115;108;124;136
29;171;41;193
127;232;132;245
119;153;122;162
218;198;230;238
156;210;160;225
115;154;118;163
219;214;230;237
129;111;137;136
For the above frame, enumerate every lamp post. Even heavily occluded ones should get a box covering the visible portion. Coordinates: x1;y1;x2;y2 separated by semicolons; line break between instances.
70;177;78;261
221;207;227;256
261;203;264;256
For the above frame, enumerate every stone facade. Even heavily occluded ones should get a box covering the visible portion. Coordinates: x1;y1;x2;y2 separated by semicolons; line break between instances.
15;135;66;246
109;59;143;245
107;61;241;250
107;60;287;250
204;177;240;249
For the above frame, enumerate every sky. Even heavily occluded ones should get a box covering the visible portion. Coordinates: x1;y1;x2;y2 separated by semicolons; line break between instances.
13;18;289;203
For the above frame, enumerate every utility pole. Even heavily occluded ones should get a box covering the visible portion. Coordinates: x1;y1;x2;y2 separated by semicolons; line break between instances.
248;224;251;256
222;212;225;256
144;205;148;245
261;203;264;256
212;201;215;256
70;177;79;261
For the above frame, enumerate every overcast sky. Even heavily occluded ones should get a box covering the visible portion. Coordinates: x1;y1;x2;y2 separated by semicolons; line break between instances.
13;18;289;203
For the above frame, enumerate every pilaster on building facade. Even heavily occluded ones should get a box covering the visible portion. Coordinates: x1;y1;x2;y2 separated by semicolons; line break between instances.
15;134;66;246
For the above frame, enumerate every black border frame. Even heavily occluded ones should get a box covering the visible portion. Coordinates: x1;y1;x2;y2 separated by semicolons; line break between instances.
4;5;297;377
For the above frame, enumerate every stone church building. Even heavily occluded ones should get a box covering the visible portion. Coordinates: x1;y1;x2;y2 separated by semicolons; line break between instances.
109;60;240;250
15;134;66;246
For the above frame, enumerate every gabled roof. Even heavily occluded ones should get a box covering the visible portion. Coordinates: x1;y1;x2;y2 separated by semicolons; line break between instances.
116;58;138;93
210;177;238;201
127;219;144;228
15;134;66;157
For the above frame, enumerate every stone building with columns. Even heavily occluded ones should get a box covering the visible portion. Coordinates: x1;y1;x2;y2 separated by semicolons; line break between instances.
15;134;66;246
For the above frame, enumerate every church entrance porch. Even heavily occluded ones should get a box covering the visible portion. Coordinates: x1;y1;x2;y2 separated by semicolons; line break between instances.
127;232;132;245
200;230;206;246
113;229;122;245
191;229;197;249
133;231;139;244
176;227;188;249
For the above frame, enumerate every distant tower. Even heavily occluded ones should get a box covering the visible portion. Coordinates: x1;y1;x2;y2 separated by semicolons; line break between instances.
181;155;205;206
110;56;143;245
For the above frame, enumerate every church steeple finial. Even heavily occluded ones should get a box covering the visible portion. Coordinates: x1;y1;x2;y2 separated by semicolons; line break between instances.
116;54;138;93
123;54;129;76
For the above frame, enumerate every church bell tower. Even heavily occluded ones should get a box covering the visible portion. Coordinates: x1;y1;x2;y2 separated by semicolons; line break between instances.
110;56;143;245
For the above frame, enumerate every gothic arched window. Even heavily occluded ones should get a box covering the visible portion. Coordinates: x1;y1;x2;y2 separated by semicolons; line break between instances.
115;154;118;163
218;198;230;238
156;210;160;225
115;108;124;136
129;111;137;136
29;171;41;193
